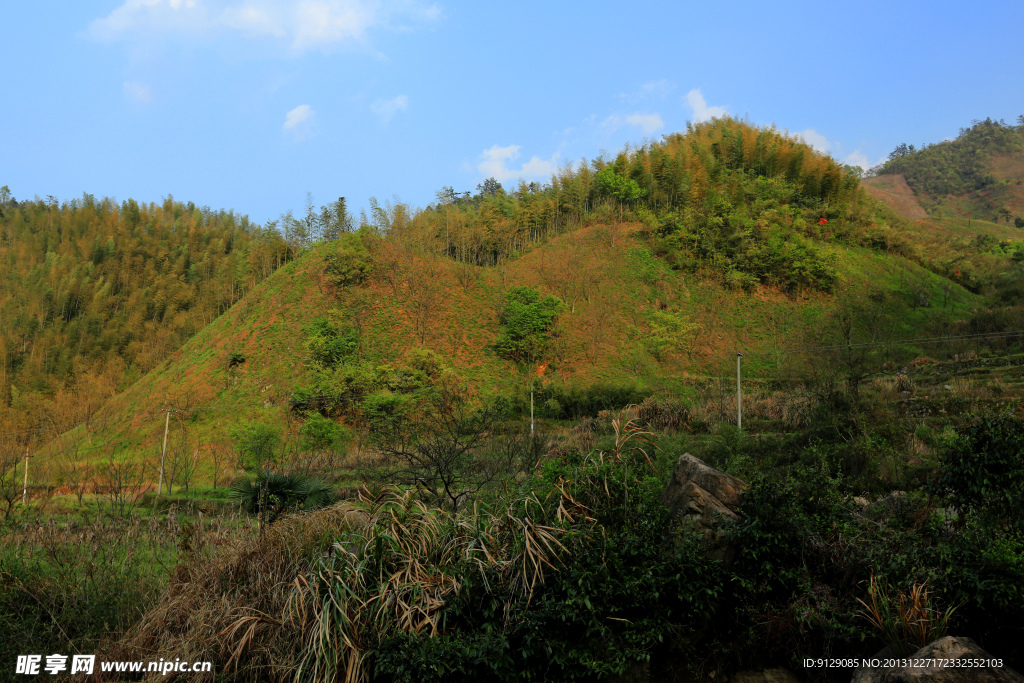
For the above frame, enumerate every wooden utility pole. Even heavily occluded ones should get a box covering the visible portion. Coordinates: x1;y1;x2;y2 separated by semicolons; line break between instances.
736;352;743;430
158;409;172;495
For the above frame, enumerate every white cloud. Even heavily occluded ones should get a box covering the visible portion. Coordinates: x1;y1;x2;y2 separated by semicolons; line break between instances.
283;103;314;140
477;145;558;184
685;89;727;122
620;79;674;104
370;94;408;123
600;112;664;136
624;113;664;135
796;128;829;153
292;1;375;50
844;151;871;170
221;4;286;37
91;0;206;40
89;0;440;53
640;79;673;97
123;81;153;103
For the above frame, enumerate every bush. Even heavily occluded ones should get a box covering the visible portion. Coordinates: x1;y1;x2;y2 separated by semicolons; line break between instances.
493;286;564;363
324;231;373;286
368;444;724;682
303;316;358;369
231;420;282;471
932;415;1024;530
229;469;335;526
533;381;650;419
0;517;176;666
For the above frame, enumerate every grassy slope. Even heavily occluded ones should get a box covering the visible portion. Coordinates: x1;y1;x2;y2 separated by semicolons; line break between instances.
46;207;982;480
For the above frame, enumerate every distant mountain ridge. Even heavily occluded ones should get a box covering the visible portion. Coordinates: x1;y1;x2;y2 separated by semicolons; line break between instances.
871;117;1024;225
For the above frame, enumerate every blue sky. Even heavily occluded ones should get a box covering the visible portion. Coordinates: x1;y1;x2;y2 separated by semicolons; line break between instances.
2;0;1022;225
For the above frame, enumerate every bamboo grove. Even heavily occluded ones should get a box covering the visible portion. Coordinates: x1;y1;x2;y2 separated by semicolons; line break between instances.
0;191;290;431
365;118;863;271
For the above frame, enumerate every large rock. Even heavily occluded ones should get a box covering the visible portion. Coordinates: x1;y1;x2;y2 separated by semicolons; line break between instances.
852;637;1024;683
662;453;747;562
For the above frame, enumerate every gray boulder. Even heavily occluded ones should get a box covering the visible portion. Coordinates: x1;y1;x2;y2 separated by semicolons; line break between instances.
662;453;747;562
852;637;1023;682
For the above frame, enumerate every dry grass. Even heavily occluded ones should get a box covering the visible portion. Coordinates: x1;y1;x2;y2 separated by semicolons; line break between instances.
100;503;365;682
686;387;814;430
288;486;564;683
102;488;565;683
636;396;689;431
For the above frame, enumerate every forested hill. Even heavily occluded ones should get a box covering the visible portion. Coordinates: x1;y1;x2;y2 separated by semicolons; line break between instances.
873;116;1024;224
44;118;994;465
353;116;903;291
0;190;291;436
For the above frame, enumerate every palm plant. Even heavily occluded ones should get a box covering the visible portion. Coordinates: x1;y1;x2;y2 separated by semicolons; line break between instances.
229;469;335;529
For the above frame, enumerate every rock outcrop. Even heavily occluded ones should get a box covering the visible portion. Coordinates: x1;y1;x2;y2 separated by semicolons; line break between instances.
852;637;1023;682
661;453;747;562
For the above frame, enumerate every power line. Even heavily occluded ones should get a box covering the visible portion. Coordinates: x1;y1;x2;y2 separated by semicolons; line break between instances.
780;329;1024;354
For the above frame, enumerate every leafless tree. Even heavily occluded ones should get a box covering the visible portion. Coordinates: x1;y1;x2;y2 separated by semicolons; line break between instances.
53;435;93;507
97;453;150;519
209;442;231;490
370;381;530;511
0;454;21;520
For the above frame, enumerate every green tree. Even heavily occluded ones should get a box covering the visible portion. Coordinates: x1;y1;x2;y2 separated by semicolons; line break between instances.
493;287;564;363
594;167;646;203
934;415;1024;531
368;381;527;511
231;420;282;471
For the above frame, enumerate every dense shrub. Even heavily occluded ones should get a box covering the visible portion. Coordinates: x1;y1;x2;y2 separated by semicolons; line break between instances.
493;286;564;363
323;230;374;286
531;381;651;419
0;517;178;668
932;415;1024;530
369;444;724;682
303;316;358;369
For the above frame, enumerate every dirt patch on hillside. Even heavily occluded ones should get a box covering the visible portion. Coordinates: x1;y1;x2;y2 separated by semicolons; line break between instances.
861;174;928;220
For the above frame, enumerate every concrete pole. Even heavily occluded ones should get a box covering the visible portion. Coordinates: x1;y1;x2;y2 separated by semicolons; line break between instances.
736;352;743;430
21;447;31;506
530;383;535;437
158;410;171;495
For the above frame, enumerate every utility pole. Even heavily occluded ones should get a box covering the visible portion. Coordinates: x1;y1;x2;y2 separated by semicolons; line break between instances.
158;409;172;495
530;380;535;437
736;352;743;430
21;445;33;506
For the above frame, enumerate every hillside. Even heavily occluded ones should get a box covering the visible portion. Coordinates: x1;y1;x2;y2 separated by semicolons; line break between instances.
8;121;1024;680
860;173;928;220
33;121;998;487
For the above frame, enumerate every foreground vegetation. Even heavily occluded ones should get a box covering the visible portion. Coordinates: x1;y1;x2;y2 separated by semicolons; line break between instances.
3;353;1023;680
